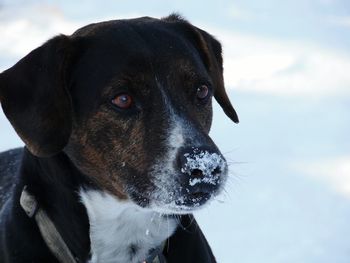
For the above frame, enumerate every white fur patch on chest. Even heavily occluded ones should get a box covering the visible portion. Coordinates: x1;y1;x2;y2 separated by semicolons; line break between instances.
80;189;177;263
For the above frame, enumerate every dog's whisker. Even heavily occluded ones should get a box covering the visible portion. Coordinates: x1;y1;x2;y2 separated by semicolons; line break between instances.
213;198;226;204
174;214;183;230
177;215;183;228
166;216;170;241
227;161;248;166
222;149;239;155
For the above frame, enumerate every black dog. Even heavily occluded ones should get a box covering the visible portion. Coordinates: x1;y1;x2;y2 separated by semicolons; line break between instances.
0;14;238;263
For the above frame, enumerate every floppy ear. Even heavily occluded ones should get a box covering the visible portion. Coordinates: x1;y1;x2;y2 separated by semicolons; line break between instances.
164;14;239;123
0;35;73;157
195;29;239;123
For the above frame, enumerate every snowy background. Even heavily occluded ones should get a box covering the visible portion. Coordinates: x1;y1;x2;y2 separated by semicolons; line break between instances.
1;0;350;262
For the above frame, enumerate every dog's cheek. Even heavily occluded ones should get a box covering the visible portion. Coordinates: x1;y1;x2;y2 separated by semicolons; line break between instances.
198;102;213;134
66;132;128;199
204;111;213;134
65;110;149;199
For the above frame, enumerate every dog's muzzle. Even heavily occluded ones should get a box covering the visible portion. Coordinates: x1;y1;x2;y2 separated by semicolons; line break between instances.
135;145;228;213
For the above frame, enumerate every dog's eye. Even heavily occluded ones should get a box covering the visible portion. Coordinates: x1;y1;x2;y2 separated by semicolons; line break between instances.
112;93;133;109
196;85;210;101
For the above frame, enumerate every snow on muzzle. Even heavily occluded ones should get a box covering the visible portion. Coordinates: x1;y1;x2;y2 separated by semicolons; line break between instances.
176;146;228;207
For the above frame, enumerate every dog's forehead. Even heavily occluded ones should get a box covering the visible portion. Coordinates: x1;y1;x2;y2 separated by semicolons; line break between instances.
72;17;206;70
69;18;209;112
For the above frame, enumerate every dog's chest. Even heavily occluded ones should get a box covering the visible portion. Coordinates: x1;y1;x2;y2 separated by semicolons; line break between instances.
80;190;177;263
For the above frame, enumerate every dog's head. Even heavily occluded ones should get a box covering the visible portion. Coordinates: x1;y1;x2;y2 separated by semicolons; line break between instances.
0;15;238;214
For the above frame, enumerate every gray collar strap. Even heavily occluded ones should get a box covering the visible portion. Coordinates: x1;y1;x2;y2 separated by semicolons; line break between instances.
20;186;77;263
20;186;166;263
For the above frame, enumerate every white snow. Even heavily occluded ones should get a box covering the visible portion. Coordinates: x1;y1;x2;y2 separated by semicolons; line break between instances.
182;150;225;178
181;150;225;186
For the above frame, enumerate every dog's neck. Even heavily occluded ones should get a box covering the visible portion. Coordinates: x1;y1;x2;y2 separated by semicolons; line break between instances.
80;189;177;263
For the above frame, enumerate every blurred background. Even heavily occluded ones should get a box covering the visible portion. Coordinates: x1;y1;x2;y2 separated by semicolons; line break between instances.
0;0;349;262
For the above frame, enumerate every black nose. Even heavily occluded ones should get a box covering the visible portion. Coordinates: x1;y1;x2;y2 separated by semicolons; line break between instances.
176;146;227;207
178;146;225;179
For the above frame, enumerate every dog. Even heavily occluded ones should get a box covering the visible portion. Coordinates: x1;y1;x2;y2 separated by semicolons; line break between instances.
0;14;239;263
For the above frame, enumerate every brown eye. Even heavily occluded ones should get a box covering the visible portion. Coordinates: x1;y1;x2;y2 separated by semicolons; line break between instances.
196;85;209;100
112;93;133;109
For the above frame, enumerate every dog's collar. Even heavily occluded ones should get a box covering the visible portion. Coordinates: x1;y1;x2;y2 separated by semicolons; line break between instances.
19;186;166;263
20;186;78;263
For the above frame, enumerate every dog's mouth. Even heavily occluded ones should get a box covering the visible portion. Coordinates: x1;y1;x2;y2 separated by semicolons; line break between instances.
150;187;217;214
129;192;213;214
175;191;211;207
128;178;224;214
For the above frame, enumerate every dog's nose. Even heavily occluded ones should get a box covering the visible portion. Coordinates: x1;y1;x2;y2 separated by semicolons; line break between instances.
178;146;226;181
176;146;227;207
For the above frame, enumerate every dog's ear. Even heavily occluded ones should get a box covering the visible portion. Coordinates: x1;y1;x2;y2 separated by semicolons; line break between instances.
164;15;239;123
0;35;73;157
195;29;239;123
